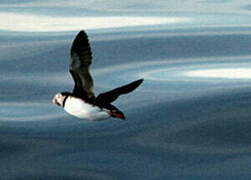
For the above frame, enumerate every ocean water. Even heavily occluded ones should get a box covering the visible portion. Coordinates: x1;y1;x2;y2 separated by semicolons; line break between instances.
1;1;251;179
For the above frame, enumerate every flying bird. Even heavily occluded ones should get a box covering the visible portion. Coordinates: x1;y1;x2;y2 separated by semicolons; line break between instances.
52;30;143;120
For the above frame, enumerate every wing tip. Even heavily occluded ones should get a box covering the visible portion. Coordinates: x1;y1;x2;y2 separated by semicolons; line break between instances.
74;30;88;42
135;78;144;86
78;30;87;36
138;78;144;83
71;29;92;56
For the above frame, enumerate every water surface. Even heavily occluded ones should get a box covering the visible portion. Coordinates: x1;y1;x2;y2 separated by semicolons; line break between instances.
1;1;251;179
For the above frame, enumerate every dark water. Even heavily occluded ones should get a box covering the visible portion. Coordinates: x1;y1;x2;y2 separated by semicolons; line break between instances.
1;1;251;179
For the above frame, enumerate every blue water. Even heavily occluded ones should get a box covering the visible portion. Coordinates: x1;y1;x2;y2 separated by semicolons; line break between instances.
2;1;251;179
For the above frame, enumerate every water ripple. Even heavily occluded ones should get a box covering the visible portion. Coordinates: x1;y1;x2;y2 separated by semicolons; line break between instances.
94;56;251;96
0;102;65;121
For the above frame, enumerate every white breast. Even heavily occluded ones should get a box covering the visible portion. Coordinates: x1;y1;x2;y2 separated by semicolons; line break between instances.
64;96;110;120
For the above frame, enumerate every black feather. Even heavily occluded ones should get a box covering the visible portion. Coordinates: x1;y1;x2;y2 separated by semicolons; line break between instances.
95;79;144;107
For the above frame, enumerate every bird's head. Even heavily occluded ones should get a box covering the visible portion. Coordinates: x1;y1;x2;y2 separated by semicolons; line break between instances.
52;92;69;107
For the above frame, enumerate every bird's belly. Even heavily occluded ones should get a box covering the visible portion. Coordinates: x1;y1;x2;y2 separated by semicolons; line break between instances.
64;97;110;120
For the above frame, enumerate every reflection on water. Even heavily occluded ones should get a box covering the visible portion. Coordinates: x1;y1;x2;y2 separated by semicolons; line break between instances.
0;103;64;121
0;13;188;32
2;1;251;179
186;68;251;79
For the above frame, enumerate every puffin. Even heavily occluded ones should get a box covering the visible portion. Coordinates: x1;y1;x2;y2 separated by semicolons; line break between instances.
52;30;143;120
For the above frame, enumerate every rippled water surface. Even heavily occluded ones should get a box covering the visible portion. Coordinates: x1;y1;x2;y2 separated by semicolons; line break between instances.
2;1;251;179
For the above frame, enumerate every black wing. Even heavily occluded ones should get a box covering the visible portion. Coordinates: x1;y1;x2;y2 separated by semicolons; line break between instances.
95;79;144;107
70;30;95;100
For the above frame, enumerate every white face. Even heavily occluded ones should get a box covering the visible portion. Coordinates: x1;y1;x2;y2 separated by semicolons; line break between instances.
52;93;66;107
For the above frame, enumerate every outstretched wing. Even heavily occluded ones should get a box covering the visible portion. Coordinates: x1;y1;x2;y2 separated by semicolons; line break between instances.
70;30;95;100
95;79;144;107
